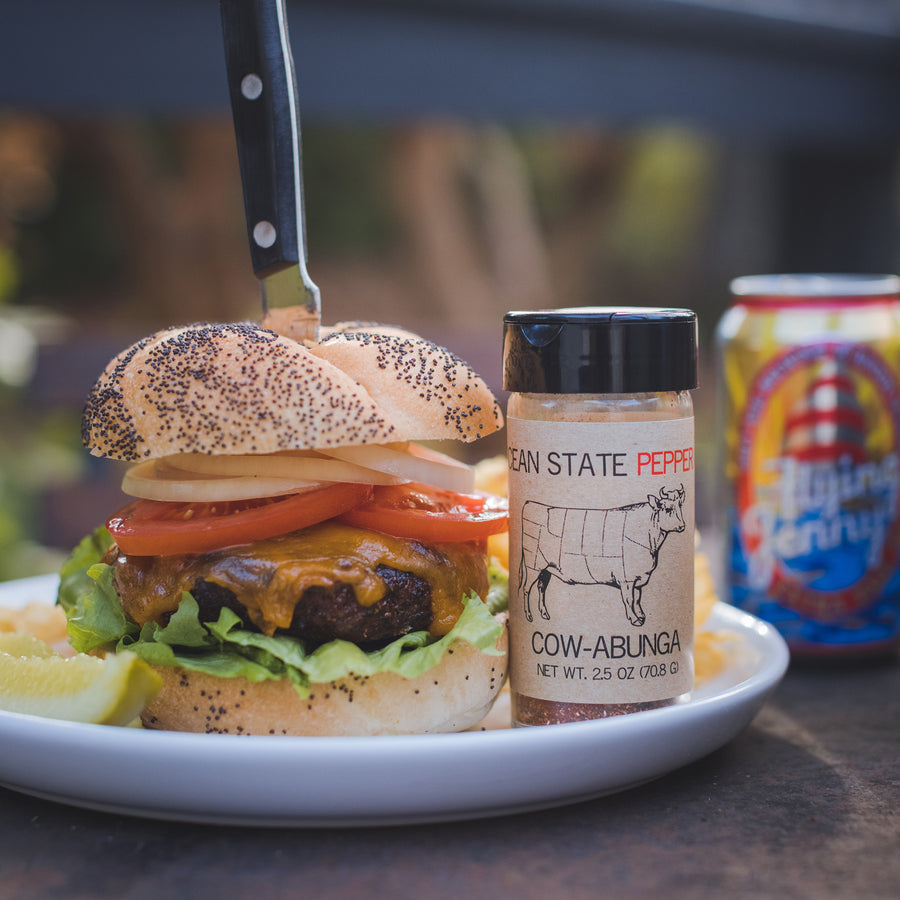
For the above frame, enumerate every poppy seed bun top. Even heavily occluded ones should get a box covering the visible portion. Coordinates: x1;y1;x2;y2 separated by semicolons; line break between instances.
82;321;502;461
82;323;396;461
308;329;503;442
319;320;421;341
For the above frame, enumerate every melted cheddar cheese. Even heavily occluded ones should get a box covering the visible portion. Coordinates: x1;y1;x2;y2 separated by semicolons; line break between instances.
112;522;488;638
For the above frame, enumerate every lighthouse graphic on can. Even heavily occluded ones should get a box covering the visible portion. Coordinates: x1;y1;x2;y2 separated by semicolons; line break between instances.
777;358;890;591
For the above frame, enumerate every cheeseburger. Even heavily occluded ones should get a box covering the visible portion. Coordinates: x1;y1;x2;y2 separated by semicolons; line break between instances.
58;321;509;735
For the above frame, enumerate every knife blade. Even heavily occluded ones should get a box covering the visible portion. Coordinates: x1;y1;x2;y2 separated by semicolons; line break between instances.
220;0;320;341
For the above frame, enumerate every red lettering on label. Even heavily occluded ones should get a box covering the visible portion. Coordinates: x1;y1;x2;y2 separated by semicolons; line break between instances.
638;448;693;475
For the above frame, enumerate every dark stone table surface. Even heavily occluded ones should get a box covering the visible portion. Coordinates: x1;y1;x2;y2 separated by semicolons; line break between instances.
0;652;896;899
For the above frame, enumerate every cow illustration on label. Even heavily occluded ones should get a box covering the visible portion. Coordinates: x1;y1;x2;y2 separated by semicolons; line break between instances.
519;486;686;626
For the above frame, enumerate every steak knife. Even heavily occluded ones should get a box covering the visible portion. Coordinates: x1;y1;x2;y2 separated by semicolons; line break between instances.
220;0;320;340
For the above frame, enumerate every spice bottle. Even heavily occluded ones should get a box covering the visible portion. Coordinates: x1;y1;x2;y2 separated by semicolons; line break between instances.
502;308;699;725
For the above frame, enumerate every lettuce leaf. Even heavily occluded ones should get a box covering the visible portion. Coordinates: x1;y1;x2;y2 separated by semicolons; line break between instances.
485;556;509;615
57;529;509;698
57;525;113;615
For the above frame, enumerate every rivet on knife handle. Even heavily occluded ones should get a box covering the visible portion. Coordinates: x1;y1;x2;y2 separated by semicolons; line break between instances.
220;0;320;339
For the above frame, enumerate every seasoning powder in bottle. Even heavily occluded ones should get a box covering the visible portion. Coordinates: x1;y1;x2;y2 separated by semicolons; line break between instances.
502;308;699;725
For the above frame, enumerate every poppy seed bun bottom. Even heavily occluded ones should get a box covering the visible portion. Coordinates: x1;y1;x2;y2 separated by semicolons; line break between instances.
140;615;508;736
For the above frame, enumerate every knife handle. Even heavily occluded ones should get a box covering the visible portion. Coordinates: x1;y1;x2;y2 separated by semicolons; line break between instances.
220;0;306;279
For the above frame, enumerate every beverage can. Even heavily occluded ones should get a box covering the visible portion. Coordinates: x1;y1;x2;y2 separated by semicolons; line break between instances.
716;274;900;657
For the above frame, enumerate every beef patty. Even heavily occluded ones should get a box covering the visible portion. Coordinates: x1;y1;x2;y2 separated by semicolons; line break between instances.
190;564;433;648
110;521;489;645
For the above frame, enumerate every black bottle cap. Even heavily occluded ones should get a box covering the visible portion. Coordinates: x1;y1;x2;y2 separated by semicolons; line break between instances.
503;307;699;394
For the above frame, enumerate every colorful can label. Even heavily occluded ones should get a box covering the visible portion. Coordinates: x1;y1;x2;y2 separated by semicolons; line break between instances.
718;275;900;656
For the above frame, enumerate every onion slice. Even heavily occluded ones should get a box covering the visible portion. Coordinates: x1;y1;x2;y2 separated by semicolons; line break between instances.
122;443;474;502
320;443;475;494
164;450;407;486
121;460;327;503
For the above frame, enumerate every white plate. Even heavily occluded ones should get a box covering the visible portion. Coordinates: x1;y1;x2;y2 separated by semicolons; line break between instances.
0;574;788;827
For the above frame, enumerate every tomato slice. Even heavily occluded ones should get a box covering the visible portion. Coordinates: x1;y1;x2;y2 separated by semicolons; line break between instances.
338;482;508;542
108;482;373;557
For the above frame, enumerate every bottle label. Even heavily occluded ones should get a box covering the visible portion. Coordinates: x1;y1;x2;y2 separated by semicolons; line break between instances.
507;416;695;704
